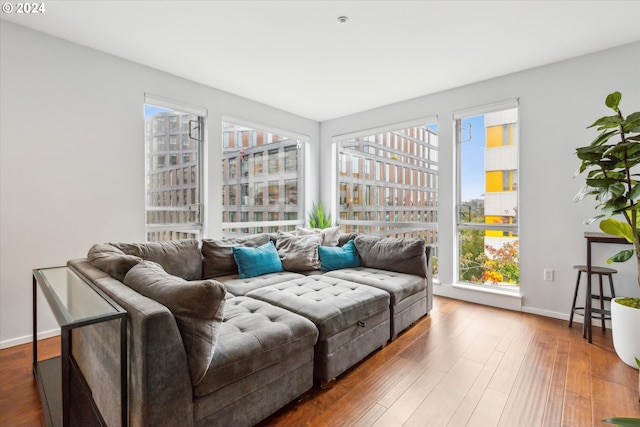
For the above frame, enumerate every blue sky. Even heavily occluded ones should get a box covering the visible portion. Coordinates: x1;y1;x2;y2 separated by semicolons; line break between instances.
144;104;172;119
460;114;485;201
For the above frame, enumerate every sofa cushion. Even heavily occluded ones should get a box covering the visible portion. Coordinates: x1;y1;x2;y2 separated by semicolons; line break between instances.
324;267;425;305
318;240;361;271
123;261;226;385
114;240;202;280
193;296;318;397
295;226;341;246
276;232;322;272
354;235;427;277
216;271;306;296
202;234;270;278
232;241;284;278
87;243;143;282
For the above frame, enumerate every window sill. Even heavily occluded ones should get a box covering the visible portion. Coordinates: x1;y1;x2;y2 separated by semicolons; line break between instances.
433;280;522;311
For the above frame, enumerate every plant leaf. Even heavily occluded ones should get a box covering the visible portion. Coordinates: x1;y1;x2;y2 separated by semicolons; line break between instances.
607;249;635;263
307;202;331;229
600;218;635;242
605;91;622;112
591;129;620;146
584;214;605;225
629;184;640;201
598;183;626;204
589;115;622;131
623;111;640;132
601;417;640;427
586;178;619;188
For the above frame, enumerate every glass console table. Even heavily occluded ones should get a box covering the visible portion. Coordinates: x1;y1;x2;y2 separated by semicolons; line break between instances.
33;266;128;427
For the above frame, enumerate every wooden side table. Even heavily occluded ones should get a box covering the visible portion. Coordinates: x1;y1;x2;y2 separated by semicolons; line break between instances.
33;266;128;427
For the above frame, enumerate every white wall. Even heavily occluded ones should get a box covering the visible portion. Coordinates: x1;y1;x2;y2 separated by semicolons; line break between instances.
320;42;640;318
0;22;319;347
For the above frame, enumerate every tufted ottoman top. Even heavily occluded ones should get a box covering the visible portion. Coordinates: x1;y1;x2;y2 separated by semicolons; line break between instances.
324;267;425;304
217;271;305;296
194;296;318;397
246;275;390;341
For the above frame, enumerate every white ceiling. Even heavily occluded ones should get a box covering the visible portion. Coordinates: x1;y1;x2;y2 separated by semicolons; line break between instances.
3;1;640;121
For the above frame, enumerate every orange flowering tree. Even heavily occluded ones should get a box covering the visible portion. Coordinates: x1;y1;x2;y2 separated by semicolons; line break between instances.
482;240;519;284
460;236;519;285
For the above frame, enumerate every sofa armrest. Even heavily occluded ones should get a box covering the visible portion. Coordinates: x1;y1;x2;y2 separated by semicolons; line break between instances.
69;259;194;427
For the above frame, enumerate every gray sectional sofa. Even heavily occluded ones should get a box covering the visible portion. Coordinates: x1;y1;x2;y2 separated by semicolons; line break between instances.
67;230;433;427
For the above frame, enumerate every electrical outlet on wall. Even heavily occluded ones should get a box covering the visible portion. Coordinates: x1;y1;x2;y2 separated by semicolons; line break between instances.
544;269;554;281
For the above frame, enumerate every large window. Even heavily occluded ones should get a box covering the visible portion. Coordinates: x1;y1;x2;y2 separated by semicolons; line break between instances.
455;101;519;290
334;121;438;248
222;120;306;236
144;98;205;241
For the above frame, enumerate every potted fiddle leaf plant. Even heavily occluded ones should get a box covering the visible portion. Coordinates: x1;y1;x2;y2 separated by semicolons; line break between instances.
574;91;640;369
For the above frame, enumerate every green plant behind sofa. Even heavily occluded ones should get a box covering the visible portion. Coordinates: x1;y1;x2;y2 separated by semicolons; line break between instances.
308;202;332;229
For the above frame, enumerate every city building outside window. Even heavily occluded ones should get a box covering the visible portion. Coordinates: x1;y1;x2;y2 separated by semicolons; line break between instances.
254;182;264;206
254;152;263;175
222;120;307;236
268;149;279;174
144;99;205;242
229;157;237;179
334;121;438;254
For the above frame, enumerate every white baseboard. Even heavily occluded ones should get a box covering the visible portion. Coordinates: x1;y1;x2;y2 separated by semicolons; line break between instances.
521;305;569;321
521;305;612;329
0;328;60;350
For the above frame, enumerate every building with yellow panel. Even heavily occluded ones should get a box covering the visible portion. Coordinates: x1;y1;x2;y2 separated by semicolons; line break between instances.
484;108;518;250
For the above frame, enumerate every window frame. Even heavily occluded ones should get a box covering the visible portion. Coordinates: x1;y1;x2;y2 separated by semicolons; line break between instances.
331;116;438;239
221;116;309;236
144;94;207;241
454;99;520;289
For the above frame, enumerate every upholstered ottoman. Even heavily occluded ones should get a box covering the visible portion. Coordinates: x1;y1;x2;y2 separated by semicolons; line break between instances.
245;275;390;385
193;296;318;426
324;267;427;340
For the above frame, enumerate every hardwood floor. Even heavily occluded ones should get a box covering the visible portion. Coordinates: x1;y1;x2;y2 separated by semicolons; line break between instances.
1;296;638;426
0;335;59;426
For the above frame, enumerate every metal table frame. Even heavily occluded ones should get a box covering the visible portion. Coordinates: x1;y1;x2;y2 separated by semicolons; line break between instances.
33;266;128;427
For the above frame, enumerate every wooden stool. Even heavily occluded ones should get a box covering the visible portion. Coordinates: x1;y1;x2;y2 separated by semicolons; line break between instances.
568;265;617;337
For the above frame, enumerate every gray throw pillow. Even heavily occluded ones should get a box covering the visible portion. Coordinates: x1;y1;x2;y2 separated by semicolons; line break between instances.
201;234;270;278
276;232;323;272
87;243;143;282
295;226;341;246
123;261;226;385
114;240;202;280
354;235;427;277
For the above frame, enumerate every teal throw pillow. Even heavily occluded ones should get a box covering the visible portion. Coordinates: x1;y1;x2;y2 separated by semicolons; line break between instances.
232;241;284;278
318;240;361;271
